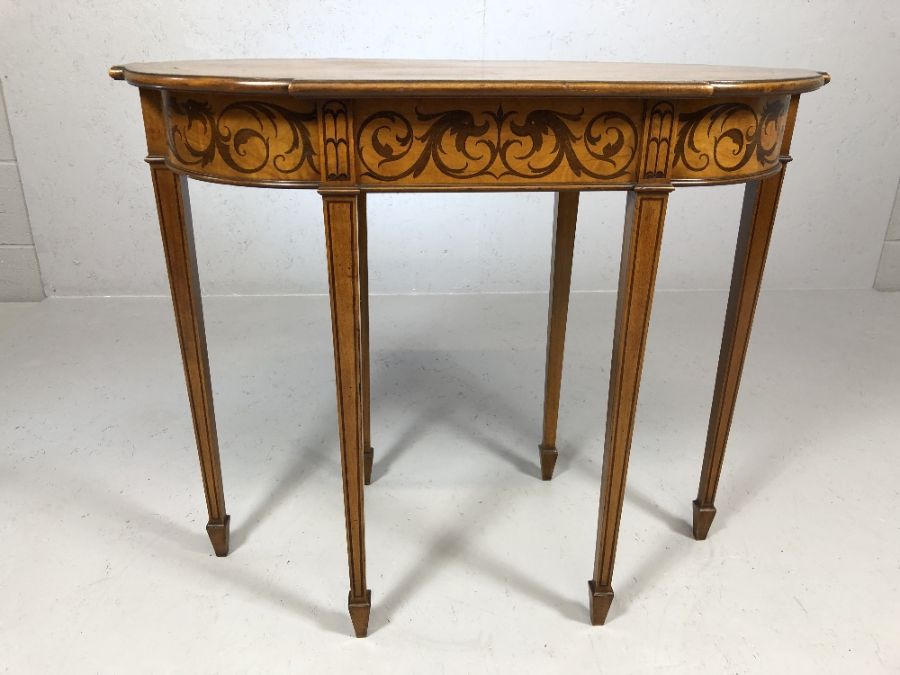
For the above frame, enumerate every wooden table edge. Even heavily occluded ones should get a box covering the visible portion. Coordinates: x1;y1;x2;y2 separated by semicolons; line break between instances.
109;64;829;98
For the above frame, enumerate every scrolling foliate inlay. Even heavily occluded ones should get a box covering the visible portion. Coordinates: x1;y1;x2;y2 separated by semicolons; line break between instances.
671;96;789;180
164;94;319;182
355;99;642;186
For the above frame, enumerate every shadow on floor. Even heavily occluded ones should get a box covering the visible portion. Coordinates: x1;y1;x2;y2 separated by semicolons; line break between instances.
369;348;542;482
374;484;585;631
18;461;350;635
229;404;336;551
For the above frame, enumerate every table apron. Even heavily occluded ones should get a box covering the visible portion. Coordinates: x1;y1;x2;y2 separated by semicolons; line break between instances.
156;91;793;190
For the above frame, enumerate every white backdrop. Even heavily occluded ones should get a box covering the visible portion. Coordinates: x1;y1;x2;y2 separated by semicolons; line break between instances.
1;0;898;296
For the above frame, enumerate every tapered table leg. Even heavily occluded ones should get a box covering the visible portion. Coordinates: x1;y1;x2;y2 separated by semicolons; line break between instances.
148;162;230;556
693;97;800;541
358;193;374;485
589;186;670;625
538;192;579;480
322;190;371;638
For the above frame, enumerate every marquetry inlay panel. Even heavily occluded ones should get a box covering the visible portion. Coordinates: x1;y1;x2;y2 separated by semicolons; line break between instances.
162;93;320;184
354;98;644;186
156;92;792;188
670;95;790;181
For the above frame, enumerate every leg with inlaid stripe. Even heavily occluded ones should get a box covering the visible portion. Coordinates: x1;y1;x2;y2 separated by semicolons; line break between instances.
358;192;374;485
322;190;371;637
538;192;579;480
693;174;786;540
589;186;670;625
693;96;800;541
148;162;230;556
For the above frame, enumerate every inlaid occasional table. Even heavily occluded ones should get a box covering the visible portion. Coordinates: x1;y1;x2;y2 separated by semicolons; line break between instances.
109;59;829;637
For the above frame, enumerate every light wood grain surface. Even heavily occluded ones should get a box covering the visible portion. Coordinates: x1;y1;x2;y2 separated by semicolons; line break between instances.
110;59;829;97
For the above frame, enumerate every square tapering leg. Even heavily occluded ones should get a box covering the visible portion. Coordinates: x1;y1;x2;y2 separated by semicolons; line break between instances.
322;190;372;637
348;590;372;638
692;500;717;541
588;580;615;626
589;187;670;624
694;96;800;541
538;192;579;480
206;515;231;557
148;160;230;557
357;193;374;486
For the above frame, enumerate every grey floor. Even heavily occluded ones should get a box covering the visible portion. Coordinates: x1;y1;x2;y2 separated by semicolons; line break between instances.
2;290;899;673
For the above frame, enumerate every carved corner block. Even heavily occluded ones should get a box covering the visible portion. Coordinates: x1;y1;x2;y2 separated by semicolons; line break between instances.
639;100;677;181
319;100;356;185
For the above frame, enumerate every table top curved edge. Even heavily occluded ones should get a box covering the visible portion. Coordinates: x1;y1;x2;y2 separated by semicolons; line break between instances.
108;60;830;98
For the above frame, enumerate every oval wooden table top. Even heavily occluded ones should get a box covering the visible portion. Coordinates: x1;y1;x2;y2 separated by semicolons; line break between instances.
109;58;829;97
